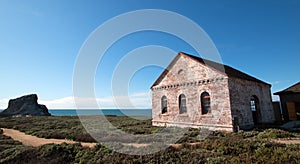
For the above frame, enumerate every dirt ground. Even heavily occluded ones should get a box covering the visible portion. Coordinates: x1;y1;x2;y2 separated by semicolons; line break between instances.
270;138;300;144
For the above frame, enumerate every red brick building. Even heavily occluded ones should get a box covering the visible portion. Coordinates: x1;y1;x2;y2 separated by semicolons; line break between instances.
151;52;275;132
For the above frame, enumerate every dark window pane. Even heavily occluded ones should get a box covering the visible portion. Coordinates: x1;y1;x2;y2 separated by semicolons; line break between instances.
179;94;187;114
201;92;211;115
161;96;167;114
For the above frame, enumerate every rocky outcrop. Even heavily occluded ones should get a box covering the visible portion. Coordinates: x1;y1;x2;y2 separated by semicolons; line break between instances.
0;94;51;117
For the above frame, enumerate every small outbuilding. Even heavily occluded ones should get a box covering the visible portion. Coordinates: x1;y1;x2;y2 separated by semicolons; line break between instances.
274;82;300;121
151;52;275;132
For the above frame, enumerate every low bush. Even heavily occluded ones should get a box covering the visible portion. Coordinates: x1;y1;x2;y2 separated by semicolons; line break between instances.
74;133;96;142
257;129;295;139
240;130;260;138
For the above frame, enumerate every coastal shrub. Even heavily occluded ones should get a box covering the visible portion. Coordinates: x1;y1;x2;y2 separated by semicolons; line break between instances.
175;128;203;144
210;131;226;137
206;157;225;163
49;131;68;139
253;142;300;163
0;145;36;163
240;130;260;138
73;133;96;142
74;149;96;164
125;127;152;134
66;134;75;140
37;143;82;163
257;129;295;139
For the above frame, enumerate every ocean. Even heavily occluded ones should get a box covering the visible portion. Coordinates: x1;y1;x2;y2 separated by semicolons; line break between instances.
0;109;152;117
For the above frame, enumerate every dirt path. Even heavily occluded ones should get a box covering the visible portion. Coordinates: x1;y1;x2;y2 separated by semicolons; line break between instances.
271;139;300;144
1;128;97;148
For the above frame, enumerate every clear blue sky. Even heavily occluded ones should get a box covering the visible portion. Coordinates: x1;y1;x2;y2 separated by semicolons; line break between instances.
0;0;299;109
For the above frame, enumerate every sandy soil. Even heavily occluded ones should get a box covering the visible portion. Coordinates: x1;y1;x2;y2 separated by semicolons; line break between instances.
1;128;96;148
271;138;300;144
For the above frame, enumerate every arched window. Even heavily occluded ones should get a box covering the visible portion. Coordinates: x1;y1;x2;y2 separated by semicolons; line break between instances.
250;96;258;111
161;96;167;114
179;94;187;114
250;95;260;124
201;92;211;115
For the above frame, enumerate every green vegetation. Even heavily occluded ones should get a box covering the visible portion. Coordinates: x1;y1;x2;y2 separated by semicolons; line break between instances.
256;128;295;139
0;116;162;143
0;116;300;163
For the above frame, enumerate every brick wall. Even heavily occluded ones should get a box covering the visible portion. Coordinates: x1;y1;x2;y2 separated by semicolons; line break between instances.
228;78;275;129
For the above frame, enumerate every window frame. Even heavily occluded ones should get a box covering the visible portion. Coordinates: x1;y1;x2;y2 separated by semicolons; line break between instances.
201;92;211;115
161;95;168;114
179;94;187;114
250;96;258;111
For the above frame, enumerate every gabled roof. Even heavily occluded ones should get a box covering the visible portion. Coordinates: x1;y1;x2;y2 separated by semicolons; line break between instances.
274;82;300;95
151;52;270;88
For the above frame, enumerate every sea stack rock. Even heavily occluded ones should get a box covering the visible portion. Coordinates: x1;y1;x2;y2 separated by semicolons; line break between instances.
0;94;51;117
